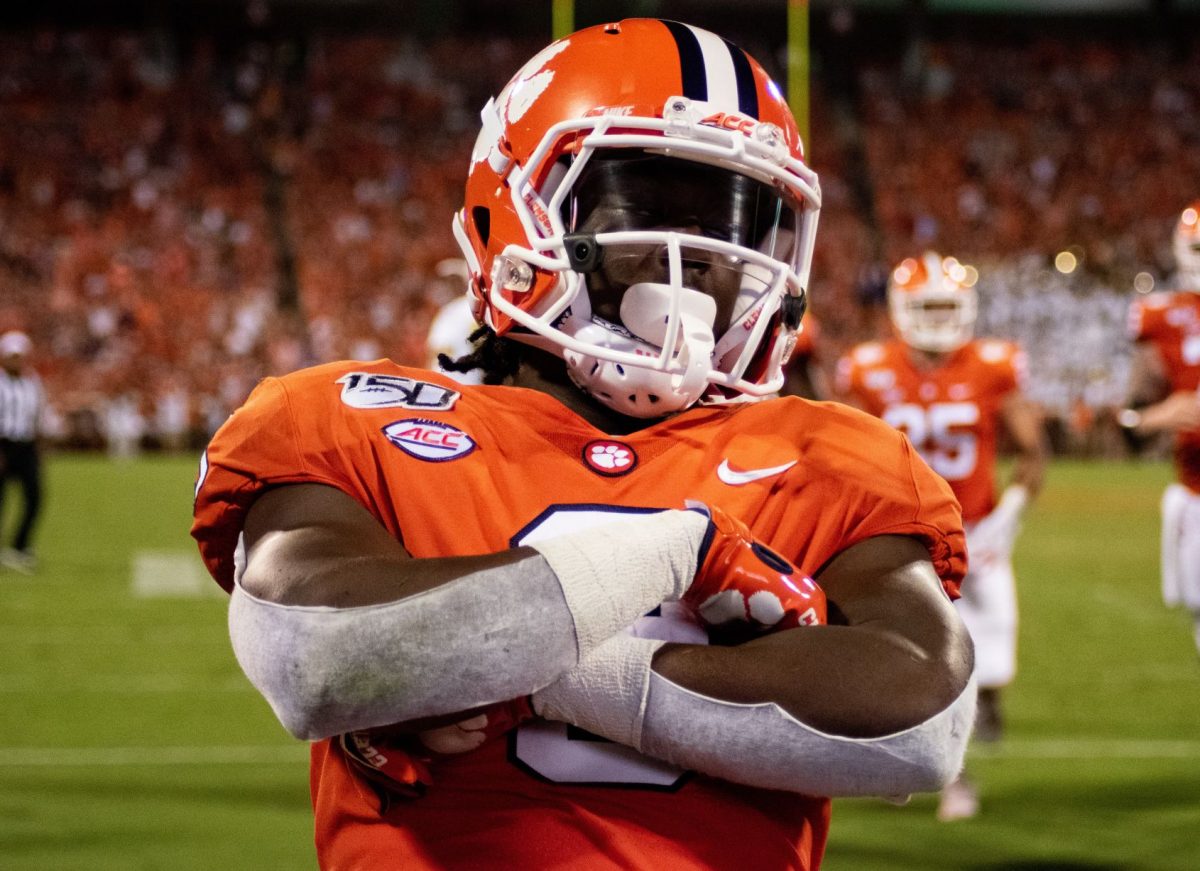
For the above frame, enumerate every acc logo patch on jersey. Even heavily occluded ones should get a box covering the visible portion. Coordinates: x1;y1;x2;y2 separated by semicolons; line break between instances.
383;419;476;462
338;372;459;411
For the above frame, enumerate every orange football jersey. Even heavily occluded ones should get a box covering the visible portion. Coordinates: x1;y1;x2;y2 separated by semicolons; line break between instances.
1128;291;1200;493
192;359;965;871
836;338;1025;523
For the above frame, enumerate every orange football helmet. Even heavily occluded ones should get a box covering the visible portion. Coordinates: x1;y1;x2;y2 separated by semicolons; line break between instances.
452;19;821;417
1174;201;1200;287
888;252;978;353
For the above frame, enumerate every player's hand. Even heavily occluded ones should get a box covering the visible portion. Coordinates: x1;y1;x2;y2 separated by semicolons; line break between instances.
416;697;534;755
682;503;826;632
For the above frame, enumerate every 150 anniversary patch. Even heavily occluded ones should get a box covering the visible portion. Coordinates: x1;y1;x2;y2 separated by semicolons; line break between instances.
337;373;459;410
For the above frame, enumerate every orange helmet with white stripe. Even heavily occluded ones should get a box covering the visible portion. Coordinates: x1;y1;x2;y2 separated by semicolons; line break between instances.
453;19;821;417
888;252;978;354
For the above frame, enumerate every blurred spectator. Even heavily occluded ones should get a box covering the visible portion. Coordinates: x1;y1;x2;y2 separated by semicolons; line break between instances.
103;392;146;461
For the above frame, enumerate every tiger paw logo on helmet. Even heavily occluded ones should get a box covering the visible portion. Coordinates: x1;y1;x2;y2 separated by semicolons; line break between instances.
454;18;822;420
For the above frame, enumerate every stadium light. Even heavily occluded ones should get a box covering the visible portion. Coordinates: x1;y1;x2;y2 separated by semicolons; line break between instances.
1055;250;1078;274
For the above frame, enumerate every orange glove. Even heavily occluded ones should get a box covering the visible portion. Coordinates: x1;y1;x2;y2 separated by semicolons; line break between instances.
682;503;826;632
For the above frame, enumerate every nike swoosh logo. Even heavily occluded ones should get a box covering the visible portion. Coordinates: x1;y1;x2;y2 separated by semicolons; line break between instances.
716;459;797;486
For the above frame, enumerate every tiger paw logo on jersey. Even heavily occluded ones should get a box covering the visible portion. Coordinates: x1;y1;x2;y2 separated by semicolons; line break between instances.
383;419;476;462
582;440;637;476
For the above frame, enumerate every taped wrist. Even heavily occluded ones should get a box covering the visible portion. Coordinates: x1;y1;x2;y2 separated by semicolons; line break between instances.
531;634;666;750
530;509;709;652
639;670;978;798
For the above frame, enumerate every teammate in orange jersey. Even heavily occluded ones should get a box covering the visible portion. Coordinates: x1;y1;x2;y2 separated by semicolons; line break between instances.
193;21;975;870
837;251;1047;822
1121;202;1200;656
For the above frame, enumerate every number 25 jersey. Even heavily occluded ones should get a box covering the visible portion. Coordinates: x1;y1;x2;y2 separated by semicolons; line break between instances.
1128;290;1200;493
837;338;1025;524
192;359;966;871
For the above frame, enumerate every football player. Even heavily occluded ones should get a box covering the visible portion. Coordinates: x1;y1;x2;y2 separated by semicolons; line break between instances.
193;21;974;870
1121;202;1200;655
836;252;1047;821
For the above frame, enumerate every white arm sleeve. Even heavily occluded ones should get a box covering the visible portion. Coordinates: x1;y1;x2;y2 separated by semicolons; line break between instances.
533;633;976;798
228;510;707;740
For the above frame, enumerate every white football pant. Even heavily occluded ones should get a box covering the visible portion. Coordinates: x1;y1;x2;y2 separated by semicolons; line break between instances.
959;524;1018;690
1160;483;1200;611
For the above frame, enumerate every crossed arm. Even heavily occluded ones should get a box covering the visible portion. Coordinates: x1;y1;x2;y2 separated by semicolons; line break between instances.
234;482;974;792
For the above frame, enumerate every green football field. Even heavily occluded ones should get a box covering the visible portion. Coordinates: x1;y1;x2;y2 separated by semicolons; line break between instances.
0;455;1196;870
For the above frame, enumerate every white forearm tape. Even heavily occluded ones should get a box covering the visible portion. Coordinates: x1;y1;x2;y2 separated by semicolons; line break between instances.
529;509;708;651
533;633;977;798
229;560;576;741
228;511;706;741
533;634;667;748
641;671;978;798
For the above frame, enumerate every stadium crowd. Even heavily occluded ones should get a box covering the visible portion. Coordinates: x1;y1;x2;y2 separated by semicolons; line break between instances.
0;22;1196;453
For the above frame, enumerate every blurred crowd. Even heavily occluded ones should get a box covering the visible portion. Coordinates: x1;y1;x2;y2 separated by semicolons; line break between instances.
0;28;533;451
861;36;1198;278
0;23;1196;455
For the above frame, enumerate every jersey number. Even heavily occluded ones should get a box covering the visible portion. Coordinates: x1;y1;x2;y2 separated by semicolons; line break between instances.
510;505;690;789
883;401;981;481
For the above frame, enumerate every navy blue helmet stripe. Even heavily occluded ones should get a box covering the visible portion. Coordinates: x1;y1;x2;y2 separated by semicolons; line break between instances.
724;39;759;119
660;20;708;102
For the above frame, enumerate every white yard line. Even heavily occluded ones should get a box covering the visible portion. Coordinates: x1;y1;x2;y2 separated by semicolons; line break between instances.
130;551;224;599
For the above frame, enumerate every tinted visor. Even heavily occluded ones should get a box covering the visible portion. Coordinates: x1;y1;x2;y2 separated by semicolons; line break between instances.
566;153;797;256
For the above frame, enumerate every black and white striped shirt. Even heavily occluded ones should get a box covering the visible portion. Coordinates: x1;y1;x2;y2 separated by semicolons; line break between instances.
0;371;43;442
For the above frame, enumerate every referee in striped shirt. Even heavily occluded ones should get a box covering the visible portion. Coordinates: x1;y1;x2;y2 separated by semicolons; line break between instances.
0;331;44;574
